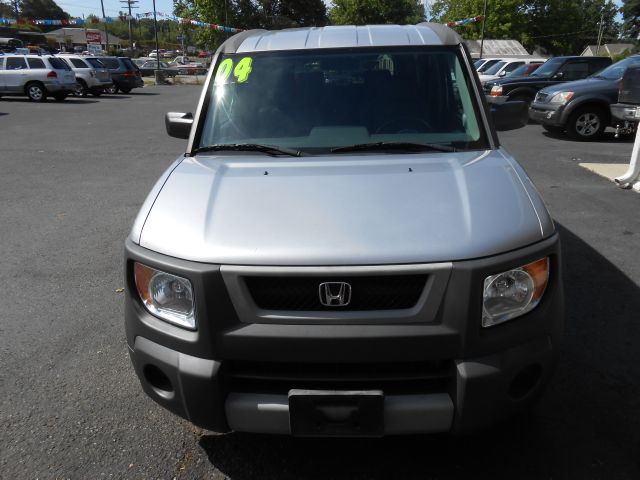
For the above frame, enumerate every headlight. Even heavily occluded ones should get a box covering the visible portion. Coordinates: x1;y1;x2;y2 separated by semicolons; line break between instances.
490;85;503;96
482;257;550;328
134;262;196;329
549;92;574;104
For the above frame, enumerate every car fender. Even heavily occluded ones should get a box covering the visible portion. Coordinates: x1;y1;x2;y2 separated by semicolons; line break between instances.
559;95;613;125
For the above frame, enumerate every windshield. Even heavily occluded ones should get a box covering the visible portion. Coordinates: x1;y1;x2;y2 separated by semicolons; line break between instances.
483;61;507;75
474;59;485;68
530;58;563;77
200;48;488;154
592;56;640;80
477;59;501;73
509;63;534;77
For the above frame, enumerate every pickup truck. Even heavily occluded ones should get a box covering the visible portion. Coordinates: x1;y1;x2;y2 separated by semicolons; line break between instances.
125;23;564;437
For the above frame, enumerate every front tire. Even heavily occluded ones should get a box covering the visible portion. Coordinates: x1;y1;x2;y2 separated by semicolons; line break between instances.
26;82;47;102
566;106;608;141
73;81;88;97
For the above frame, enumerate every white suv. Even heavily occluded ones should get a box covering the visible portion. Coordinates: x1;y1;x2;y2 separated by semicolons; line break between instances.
0;54;76;101
59;55;113;97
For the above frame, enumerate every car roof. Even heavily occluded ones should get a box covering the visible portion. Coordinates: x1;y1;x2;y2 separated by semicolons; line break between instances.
220;23;462;54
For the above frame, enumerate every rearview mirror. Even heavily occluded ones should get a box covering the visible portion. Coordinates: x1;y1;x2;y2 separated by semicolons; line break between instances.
165;112;193;139
490;101;528;131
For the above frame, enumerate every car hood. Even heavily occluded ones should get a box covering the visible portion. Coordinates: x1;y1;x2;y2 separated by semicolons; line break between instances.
479;74;500;82
539;77;618;95
487;75;550;87
137;149;554;265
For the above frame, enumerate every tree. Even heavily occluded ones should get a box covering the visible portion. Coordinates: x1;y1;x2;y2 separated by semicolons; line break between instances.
19;0;69;19
430;0;527;42
174;0;328;51
329;0;425;25
622;0;640;39
0;1;15;17
429;0;620;56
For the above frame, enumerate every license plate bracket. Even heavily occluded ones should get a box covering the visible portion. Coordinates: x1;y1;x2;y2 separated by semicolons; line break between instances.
289;389;384;437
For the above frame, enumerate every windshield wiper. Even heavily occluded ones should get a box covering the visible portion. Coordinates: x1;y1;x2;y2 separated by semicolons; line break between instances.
331;141;456;154
194;143;303;157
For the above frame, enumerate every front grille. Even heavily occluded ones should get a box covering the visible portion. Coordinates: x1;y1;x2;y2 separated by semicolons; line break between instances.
225;360;451;395
244;275;427;311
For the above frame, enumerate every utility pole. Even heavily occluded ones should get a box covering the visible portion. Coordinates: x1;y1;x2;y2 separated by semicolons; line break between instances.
100;0;110;53
153;0;161;84
479;0;488;59
119;0;139;54
596;9;605;56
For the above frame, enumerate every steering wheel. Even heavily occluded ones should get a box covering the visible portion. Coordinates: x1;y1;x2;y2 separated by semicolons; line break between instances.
375;116;431;134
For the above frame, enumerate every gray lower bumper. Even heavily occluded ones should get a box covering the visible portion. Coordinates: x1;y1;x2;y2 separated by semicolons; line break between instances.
610;103;640;122
225;392;453;435
129;333;557;435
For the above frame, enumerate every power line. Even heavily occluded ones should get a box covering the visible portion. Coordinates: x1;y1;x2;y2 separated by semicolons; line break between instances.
120;0;139;50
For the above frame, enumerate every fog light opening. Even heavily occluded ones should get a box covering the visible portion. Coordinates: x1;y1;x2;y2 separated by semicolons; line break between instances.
143;364;174;394
508;364;542;400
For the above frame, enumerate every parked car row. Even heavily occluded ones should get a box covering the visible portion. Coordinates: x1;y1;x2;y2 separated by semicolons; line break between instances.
477;54;640;140
133;56;209;76
0;53;144;101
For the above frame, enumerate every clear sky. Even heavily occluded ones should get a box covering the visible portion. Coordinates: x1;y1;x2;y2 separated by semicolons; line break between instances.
53;0;625;25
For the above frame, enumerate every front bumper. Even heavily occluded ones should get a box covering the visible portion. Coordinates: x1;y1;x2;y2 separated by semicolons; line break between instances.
529;102;566;126
125;235;564;435
486;95;508;105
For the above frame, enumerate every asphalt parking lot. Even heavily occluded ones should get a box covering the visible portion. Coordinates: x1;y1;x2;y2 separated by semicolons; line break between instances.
1;86;639;479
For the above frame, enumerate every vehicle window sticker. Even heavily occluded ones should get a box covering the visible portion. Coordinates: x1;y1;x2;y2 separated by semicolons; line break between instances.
214;57;253;85
215;58;234;84
233;57;253;83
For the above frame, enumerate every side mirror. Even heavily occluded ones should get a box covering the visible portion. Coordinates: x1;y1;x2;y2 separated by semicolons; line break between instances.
490;101;528;131
165;112;193;139
499;70;507;77
553;71;564;80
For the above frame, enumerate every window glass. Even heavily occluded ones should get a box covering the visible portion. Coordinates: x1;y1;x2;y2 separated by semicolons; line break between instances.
503;62;524;73
0;58;4;69
27;57;46;69
592;56;640;80
483;61;506;75
200;48;488;154
71;58;88;68
121;58;136;70
48;57;71;70
6;57;27;70
477;59;501;73
86;58;105;68
559;61;589;81
99;58;120;69
530;58;563;77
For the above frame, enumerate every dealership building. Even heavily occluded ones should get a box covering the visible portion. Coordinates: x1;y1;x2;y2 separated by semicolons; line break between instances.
45;27;123;51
